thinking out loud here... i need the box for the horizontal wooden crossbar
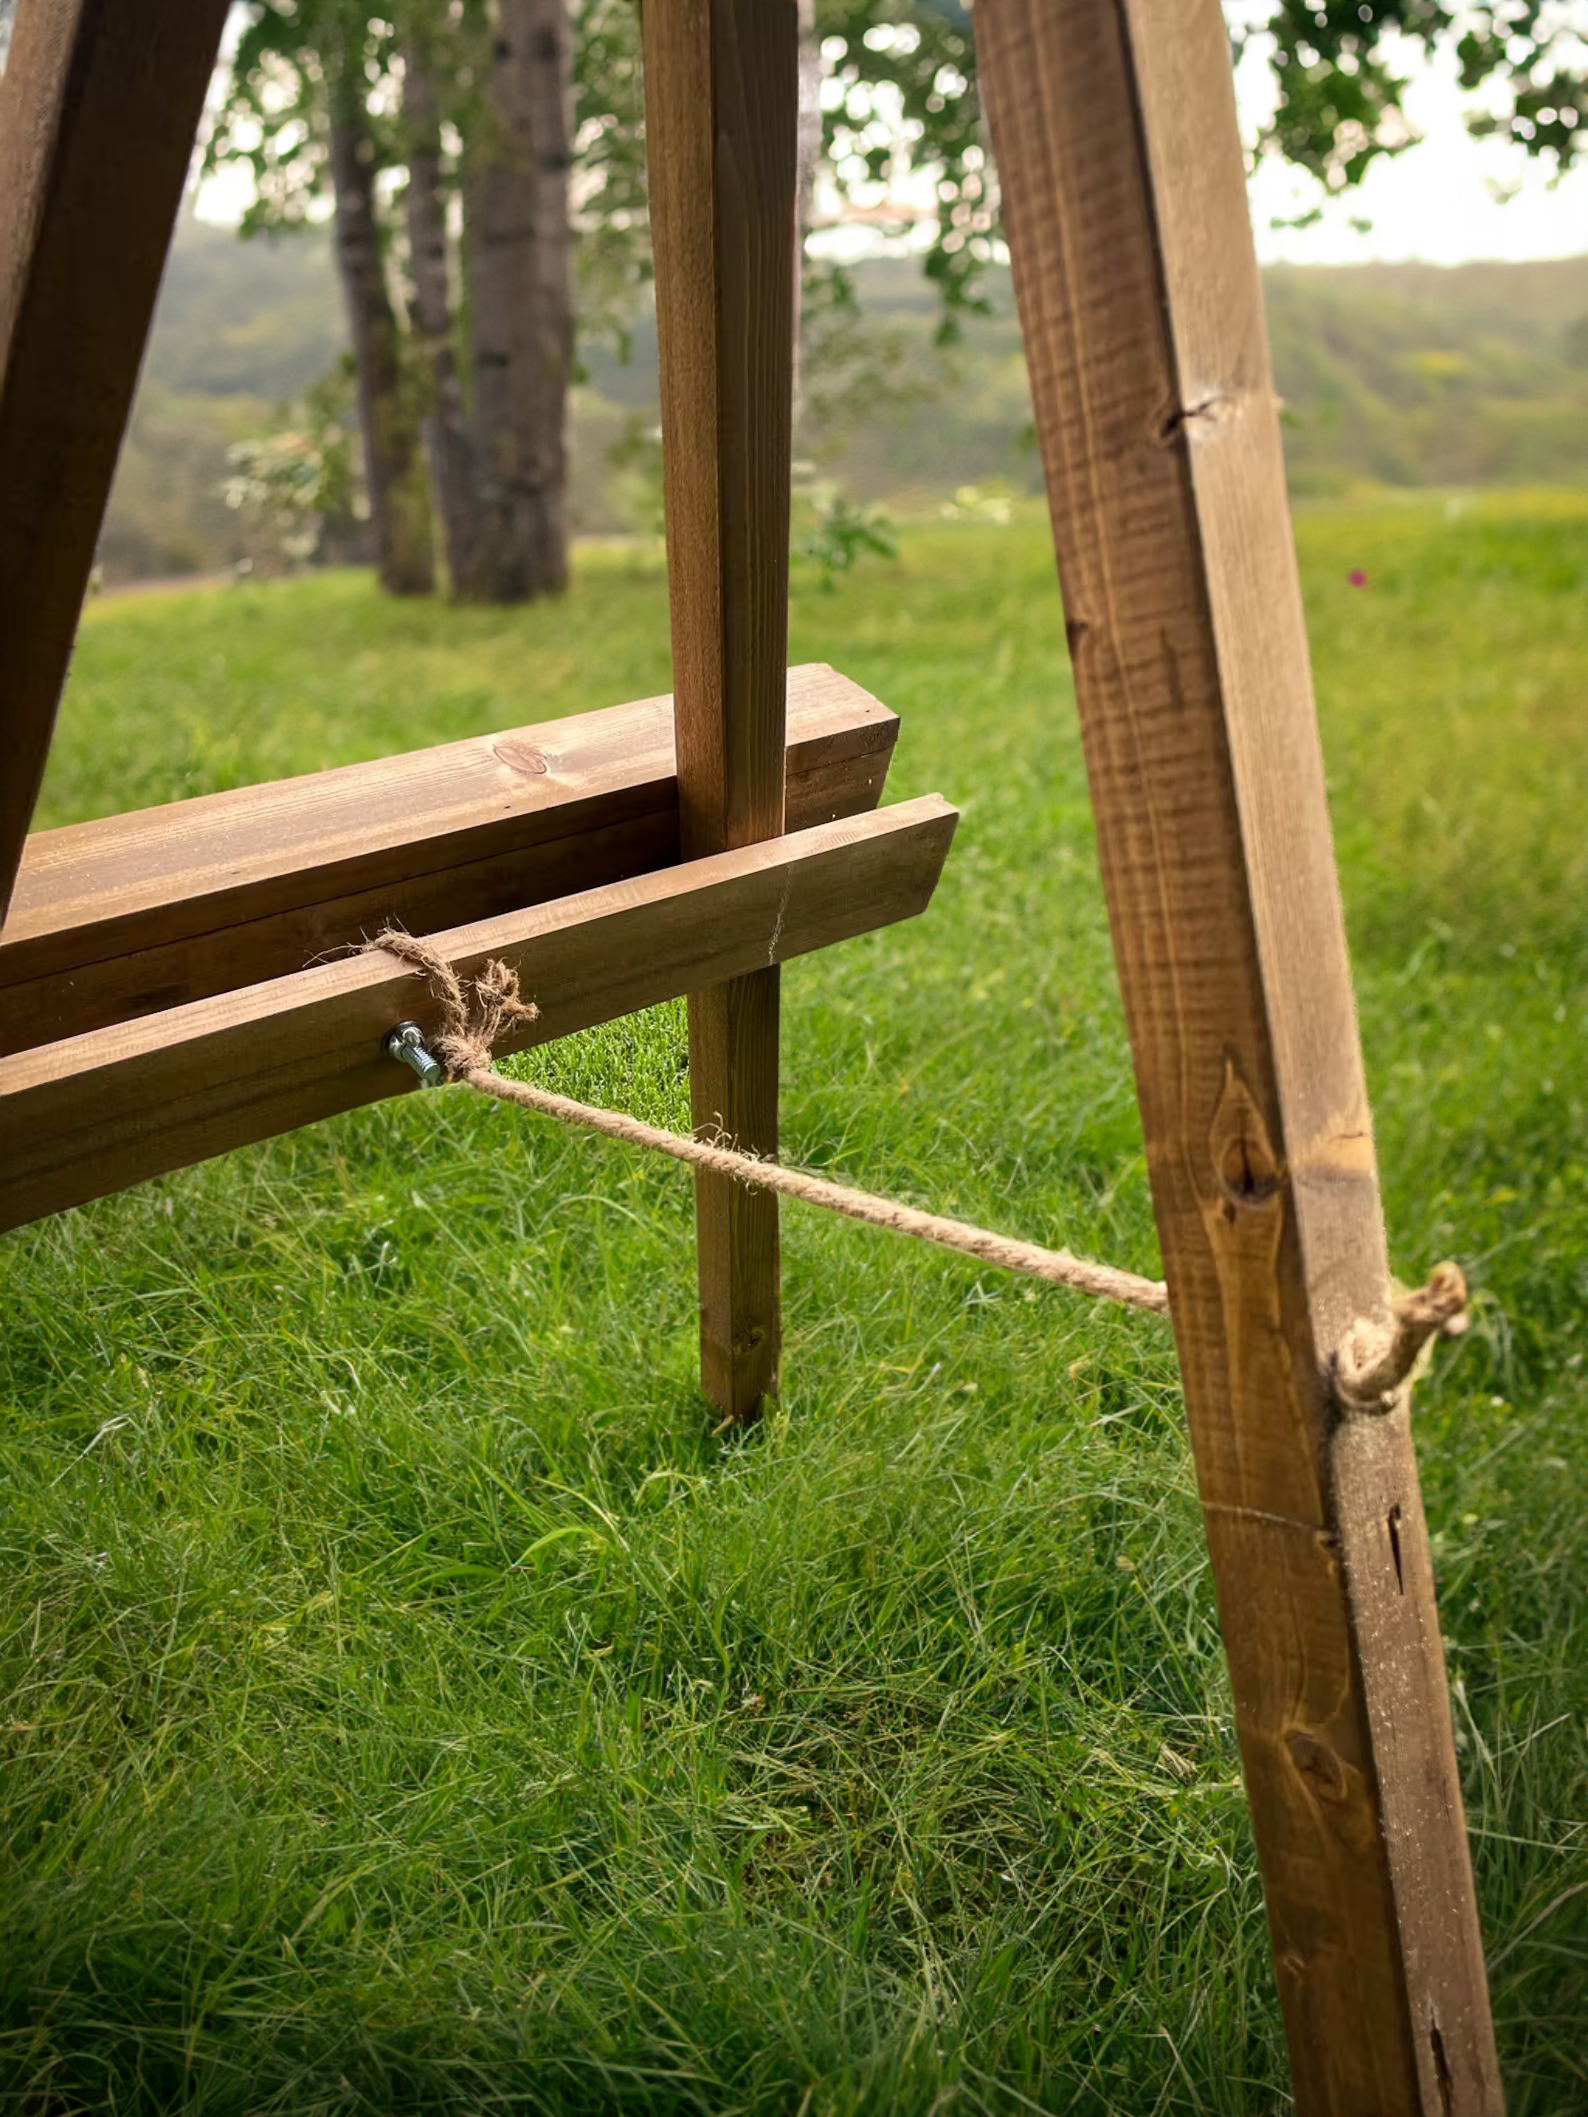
[0,796,957,1233]
[0,664,897,1055]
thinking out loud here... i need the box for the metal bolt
[383,1021,447,1089]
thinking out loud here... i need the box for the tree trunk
[462,0,572,603]
[403,46,476,594]
[329,100,434,596]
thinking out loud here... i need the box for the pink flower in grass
[1347,569,1368,588]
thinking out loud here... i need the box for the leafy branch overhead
[1248,3,1586,194]
[210,3,1584,347]
[814,4,1583,318]
[814,2,992,341]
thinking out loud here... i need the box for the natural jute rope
[367,930,1170,1315]
[1333,1262,1469,1411]
[366,930,1470,1389]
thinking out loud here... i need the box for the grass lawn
[3,492,1585,2113]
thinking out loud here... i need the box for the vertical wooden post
[975,3,1502,2111]
[641,0,799,1419]
[0,0,232,917]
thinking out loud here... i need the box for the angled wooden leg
[642,0,799,1418]
[0,0,232,916]
[975,3,1502,2111]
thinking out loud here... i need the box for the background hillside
[102,218,1588,582]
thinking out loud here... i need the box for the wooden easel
[0,3,1502,2110]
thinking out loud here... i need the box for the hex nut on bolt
[383,1021,447,1089]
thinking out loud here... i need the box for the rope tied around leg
[1333,1262,1470,1413]
[363,932,1473,1362]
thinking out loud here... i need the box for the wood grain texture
[0,796,956,1235]
[975,4,1501,2112]
[0,0,231,917]
[1,666,897,1052]
[643,0,799,1418]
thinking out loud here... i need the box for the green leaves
[815,3,993,341]
[1251,3,1585,199]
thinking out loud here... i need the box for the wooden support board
[1,666,896,1054]
[0,0,232,917]
[975,3,1501,2113]
[0,797,955,1235]
[643,0,799,1419]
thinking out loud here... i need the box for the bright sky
[192,5,1588,267]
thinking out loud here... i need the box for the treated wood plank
[0,796,956,1235]
[643,0,799,1419]
[0,666,897,1051]
[0,0,231,917]
[974,4,1500,2113]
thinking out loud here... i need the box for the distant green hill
[98,217,1588,581]
[102,222,344,580]
[810,253,1588,501]
[141,219,346,399]
[1265,258,1588,494]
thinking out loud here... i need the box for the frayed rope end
[364,929,538,1078]
[1334,1261,1468,1413]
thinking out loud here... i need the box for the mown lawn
[3,493,1585,2113]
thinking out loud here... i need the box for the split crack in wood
[766,867,793,964]
[364,929,1171,1316]
[1157,391,1241,444]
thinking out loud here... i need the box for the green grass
[3,493,1586,2113]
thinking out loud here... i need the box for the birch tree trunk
[329,99,434,595]
[463,0,573,603]
[403,46,476,594]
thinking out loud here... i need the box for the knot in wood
[1284,1727,1349,1806]
[1208,1057,1283,1217]
[493,737,550,779]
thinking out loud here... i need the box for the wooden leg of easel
[976,3,1503,2111]
[0,0,232,917]
[687,970,782,1413]
[642,0,799,1419]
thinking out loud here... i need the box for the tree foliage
[814,3,991,339]
[204,0,393,232]
[1248,3,1586,195]
[206,1,648,357]
[808,3,1584,333]
[201,1,1586,587]
[207,1,1586,357]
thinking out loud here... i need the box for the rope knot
[1334,1262,1469,1413]
[366,929,538,1079]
